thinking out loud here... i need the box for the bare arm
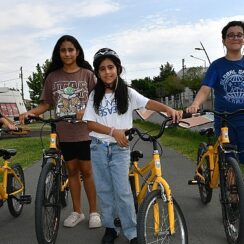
[19,102,50,124]
[186,85,211,113]
[145,99,182,123]
[0,116,16,130]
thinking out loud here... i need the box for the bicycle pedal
[19,195,32,204]
[114,217,121,227]
[188,179,198,185]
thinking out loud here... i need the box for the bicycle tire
[7,163,25,217]
[197,142,212,204]
[129,175,138,213]
[60,161,69,208]
[35,160,61,244]
[220,156,244,244]
[137,190,188,244]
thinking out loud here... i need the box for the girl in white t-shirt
[83,48,182,244]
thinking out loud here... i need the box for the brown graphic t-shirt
[40,68,96,142]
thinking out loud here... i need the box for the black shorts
[59,141,91,161]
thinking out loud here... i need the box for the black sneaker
[130,237,138,244]
[102,228,118,244]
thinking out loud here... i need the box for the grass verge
[0,130,49,169]
[133,119,208,162]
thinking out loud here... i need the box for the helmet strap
[104,77,118,91]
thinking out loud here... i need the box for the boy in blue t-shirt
[187,20,244,164]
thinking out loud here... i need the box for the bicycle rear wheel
[137,190,188,244]
[7,163,25,217]
[220,156,244,244]
[35,160,61,244]
[197,142,212,204]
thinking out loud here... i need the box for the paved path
[0,141,228,244]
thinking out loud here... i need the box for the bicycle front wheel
[60,160,69,208]
[35,160,61,244]
[7,163,25,217]
[220,156,244,244]
[197,142,212,204]
[137,190,188,244]
[129,175,138,213]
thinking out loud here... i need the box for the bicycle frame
[129,144,175,234]
[196,142,219,189]
[43,122,68,192]
[0,159,24,200]
[195,122,236,189]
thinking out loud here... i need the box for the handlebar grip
[124,129,135,141]
[182,111,192,119]
[125,130,130,136]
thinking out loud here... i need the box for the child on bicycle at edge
[187,20,244,165]
[0,113,16,130]
[19,35,102,229]
[83,48,183,244]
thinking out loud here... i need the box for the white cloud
[0,0,244,99]
[87,15,244,81]
[72,0,120,17]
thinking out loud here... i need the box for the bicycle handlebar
[201,109,244,118]
[14,115,80,124]
[125,115,190,142]
[0,127,22,134]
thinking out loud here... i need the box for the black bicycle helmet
[93,48,121,69]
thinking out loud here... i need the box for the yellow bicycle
[126,116,188,244]
[0,128,31,217]
[188,109,244,244]
[23,115,75,244]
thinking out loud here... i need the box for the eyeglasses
[226,32,244,40]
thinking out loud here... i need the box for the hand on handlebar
[113,129,129,147]
[186,104,200,114]
[166,108,183,123]
[19,112,37,124]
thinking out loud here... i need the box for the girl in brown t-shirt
[19,35,101,229]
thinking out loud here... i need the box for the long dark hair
[93,55,129,115]
[44,35,93,82]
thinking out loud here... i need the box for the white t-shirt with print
[83,87,149,142]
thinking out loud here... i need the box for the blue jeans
[90,137,137,240]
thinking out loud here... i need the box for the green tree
[153,62,176,82]
[183,67,204,97]
[27,59,50,106]
[156,75,185,108]
[131,77,157,98]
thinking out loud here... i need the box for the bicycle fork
[152,153,175,235]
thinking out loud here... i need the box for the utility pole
[182,59,186,80]
[19,66,24,100]
[195,41,213,109]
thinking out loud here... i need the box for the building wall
[0,87,26,118]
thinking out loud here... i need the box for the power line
[0,70,19,75]
[0,77,20,83]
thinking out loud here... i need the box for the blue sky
[1,0,244,99]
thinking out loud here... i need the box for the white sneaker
[63,212,85,227]
[89,212,102,228]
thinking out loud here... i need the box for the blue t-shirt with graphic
[202,56,244,162]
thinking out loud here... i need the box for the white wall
[0,87,27,117]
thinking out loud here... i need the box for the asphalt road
[0,140,228,244]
